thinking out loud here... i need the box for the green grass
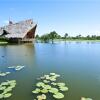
[54,39,100,42]
[0,42,8,44]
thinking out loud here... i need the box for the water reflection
[0,42,100,100]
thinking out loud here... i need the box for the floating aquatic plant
[37,94,46,100]
[53,92,64,99]
[49,88,58,94]
[8,65,25,71]
[32,73,68,100]
[0,71,10,77]
[0,80,16,99]
[41,89,48,93]
[59,86,68,91]
[32,88,41,94]
[81,97,93,100]
[36,82,45,87]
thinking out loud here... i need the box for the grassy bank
[0,41,8,44]
[54,39,100,42]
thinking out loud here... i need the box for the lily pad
[41,89,48,93]
[49,88,59,94]
[57,83,65,87]
[0,80,16,99]
[51,82,57,86]
[0,71,10,77]
[36,82,45,87]
[53,92,64,99]
[37,94,46,100]
[8,66,25,71]
[0,86,6,90]
[1,82,9,86]
[32,73,68,100]
[43,80,50,83]
[3,93,12,98]
[81,97,93,100]
[50,73,56,76]
[44,75,50,80]
[0,94,3,99]
[49,77,56,81]
[32,88,41,94]
[59,86,68,91]
[42,85,51,90]
[3,87,12,93]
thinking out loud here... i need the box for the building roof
[0,19,37,38]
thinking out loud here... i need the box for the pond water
[0,41,100,100]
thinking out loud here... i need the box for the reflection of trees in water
[76,41,81,44]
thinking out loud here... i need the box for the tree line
[35,31,100,43]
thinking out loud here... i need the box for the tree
[64,33,68,39]
[64,33,68,43]
[35,34,39,39]
[76,34,81,39]
[40,34,50,43]
[49,31,58,43]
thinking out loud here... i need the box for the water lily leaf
[0,86,6,90]
[49,77,56,81]
[57,83,65,87]
[49,88,58,94]
[0,71,10,77]
[41,89,48,93]
[15,66,25,70]
[36,82,45,87]
[43,80,50,83]
[50,73,56,76]
[81,97,93,100]
[8,66,15,68]
[37,94,46,100]
[3,87,12,93]
[3,93,12,98]
[51,82,57,86]
[0,80,16,99]
[40,76,45,80]
[59,86,68,91]
[44,75,50,80]
[8,66,24,71]
[7,80,16,84]
[5,72,11,74]
[53,92,64,99]
[42,85,51,90]
[32,88,41,94]
[0,94,3,99]
[1,82,9,86]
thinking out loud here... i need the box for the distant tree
[64,33,68,43]
[91,35,96,40]
[96,36,100,40]
[86,35,90,40]
[35,34,39,39]
[76,34,81,39]
[40,34,50,43]
[56,34,61,39]
[64,33,68,39]
[49,31,58,43]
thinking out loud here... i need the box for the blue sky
[0,0,100,36]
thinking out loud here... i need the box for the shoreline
[0,42,8,44]
[54,39,100,42]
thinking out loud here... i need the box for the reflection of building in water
[0,44,35,66]
[0,46,8,64]
[0,19,37,43]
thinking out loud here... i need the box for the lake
[0,41,100,100]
